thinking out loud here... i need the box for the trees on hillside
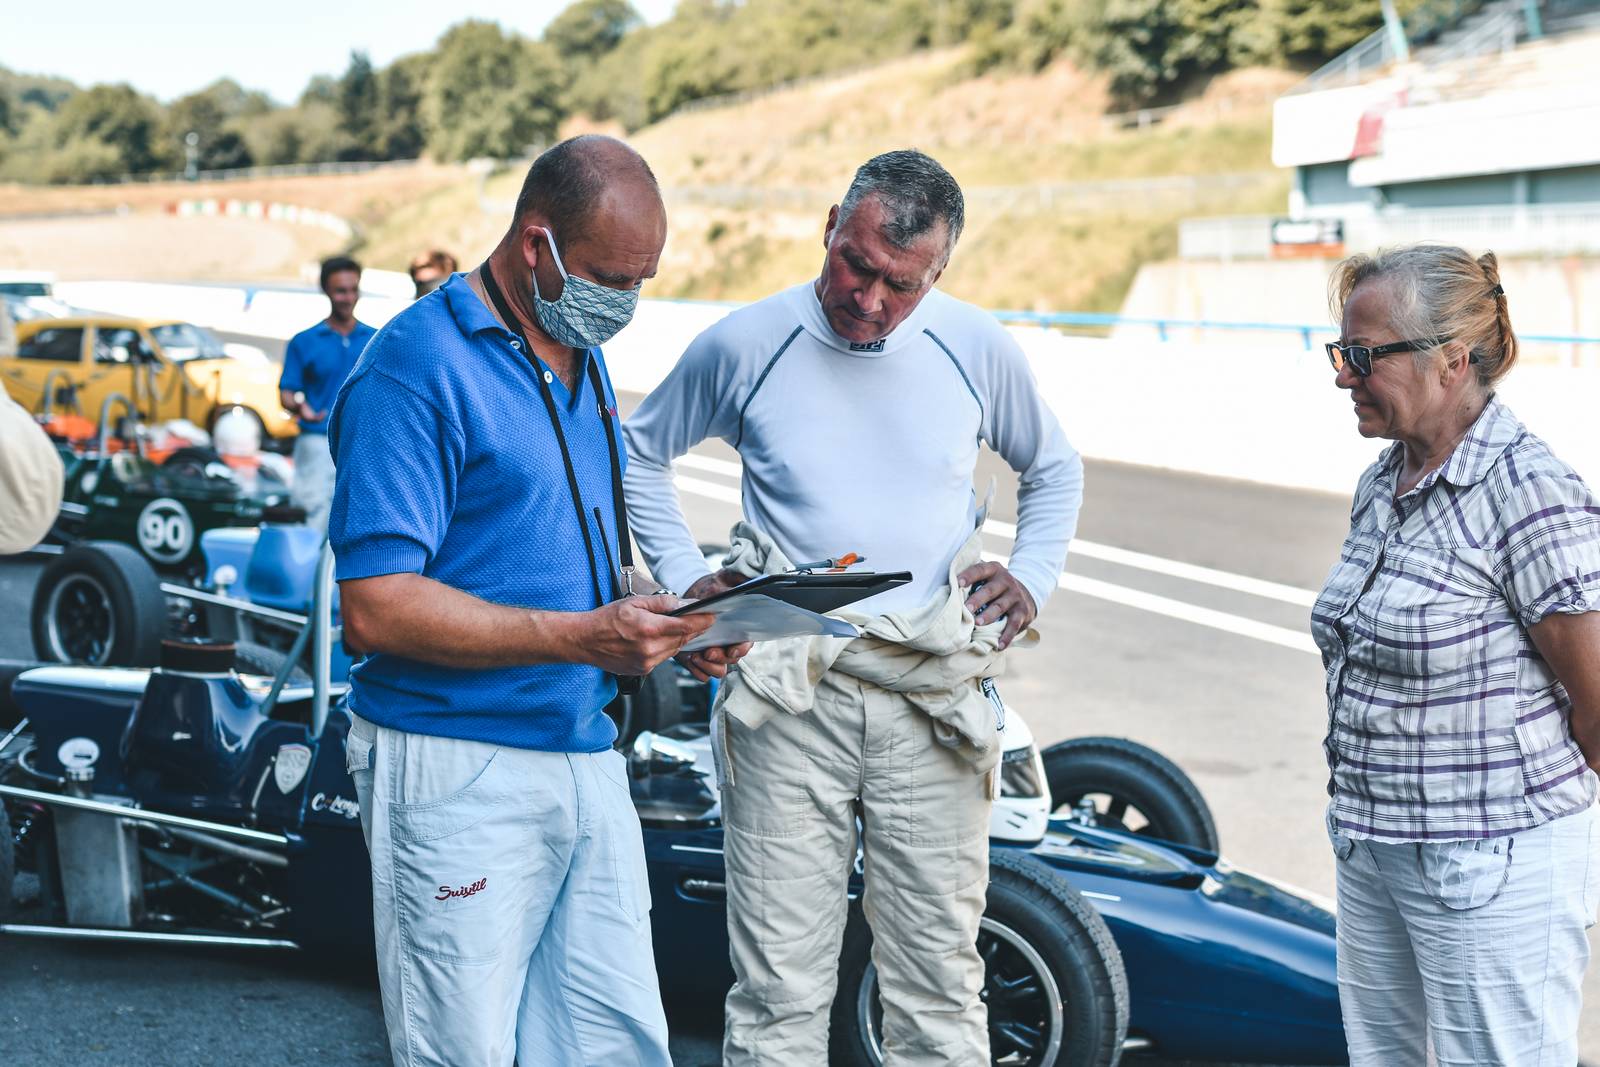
[985,0,1400,102]
[424,21,565,161]
[544,0,641,62]
[49,85,168,179]
[1,0,1418,183]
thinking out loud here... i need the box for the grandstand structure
[1183,0,1600,259]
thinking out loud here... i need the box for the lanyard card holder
[479,264,642,697]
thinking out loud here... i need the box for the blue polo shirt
[280,319,377,434]
[327,274,624,752]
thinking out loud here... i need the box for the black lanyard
[479,263,635,611]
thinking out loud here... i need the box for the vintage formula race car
[0,550,1347,1066]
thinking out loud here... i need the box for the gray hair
[1330,244,1517,389]
[837,149,965,263]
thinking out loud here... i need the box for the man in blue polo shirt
[328,136,734,1067]
[279,255,375,532]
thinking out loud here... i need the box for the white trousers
[720,670,992,1066]
[291,431,335,534]
[346,713,670,1067]
[1330,803,1600,1066]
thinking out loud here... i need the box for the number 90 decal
[136,497,195,564]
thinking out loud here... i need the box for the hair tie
[1489,283,1505,299]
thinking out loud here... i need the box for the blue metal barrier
[989,309,1600,352]
[642,296,1600,353]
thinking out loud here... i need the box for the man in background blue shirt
[279,255,375,532]
[329,136,738,1067]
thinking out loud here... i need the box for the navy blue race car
[0,548,1346,1066]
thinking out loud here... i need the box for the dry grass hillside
[4,50,1294,309]
[363,50,1292,312]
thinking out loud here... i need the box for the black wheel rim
[45,575,116,664]
[1056,789,1159,837]
[858,916,1065,1065]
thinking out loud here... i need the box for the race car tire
[830,849,1129,1067]
[607,661,684,749]
[1043,736,1220,853]
[161,446,224,480]
[233,640,311,686]
[31,541,166,667]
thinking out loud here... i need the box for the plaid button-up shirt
[1312,398,1600,841]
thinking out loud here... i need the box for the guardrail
[1285,0,1493,94]
[95,158,424,187]
[990,307,1600,352]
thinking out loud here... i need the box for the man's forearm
[1009,448,1084,609]
[341,572,578,669]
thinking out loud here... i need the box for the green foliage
[543,0,640,62]
[165,79,273,171]
[0,0,1430,183]
[336,52,381,161]
[374,54,429,160]
[38,135,125,184]
[52,84,168,175]
[1259,0,1392,65]
[422,21,564,161]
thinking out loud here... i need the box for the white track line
[677,452,1320,607]
[676,454,742,478]
[981,518,1318,607]
[979,552,1319,655]
[669,464,1320,656]
[674,474,741,504]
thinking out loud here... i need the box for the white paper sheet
[678,593,859,652]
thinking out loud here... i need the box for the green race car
[31,393,292,665]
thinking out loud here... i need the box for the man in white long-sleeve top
[623,149,1084,1065]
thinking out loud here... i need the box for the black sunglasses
[1325,339,1432,377]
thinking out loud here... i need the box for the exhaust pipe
[0,924,298,950]
[0,783,290,848]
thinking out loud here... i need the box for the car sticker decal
[273,743,312,794]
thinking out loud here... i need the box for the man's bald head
[510,135,660,240]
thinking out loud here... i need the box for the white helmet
[212,407,260,457]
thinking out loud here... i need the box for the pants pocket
[1326,809,1356,861]
[389,744,516,964]
[710,705,733,790]
[1415,835,1514,912]
[597,751,652,925]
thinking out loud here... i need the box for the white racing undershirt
[622,282,1083,615]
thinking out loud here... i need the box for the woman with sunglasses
[1312,244,1600,1065]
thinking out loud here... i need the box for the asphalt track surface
[2,331,1595,1065]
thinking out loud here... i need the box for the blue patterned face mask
[531,227,640,349]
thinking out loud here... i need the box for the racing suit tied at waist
[712,509,1038,778]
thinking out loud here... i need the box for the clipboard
[671,570,913,652]
[670,571,913,618]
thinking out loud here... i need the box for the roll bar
[311,541,334,736]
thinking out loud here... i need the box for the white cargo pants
[291,432,335,534]
[1331,803,1600,1066]
[720,669,992,1066]
[346,712,671,1067]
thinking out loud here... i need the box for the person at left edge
[279,255,376,533]
[328,135,738,1067]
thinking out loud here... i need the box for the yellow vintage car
[1,316,296,441]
